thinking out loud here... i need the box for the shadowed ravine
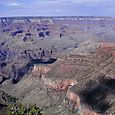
[12,58,57,84]
[79,78,115,113]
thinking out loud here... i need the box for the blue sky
[0,0,115,17]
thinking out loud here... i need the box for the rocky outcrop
[32,65,51,77]
[0,17,13,27]
[11,30,23,37]
[59,79,77,91]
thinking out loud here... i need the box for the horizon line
[0,15,114,18]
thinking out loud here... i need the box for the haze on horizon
[0,0,115,17]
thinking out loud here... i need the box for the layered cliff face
[0,17,115,115]
[37,44,114,115]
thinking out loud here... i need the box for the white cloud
[7,2,21,6]
[55,9,62,12]
[101,7,115,10]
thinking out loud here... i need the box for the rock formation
[0,16,114,115]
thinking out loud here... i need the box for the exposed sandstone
[32,65,51,76]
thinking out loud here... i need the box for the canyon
[0,16,115,115]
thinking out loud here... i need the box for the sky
[0,0,115,17]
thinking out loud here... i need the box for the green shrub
[8,104,42,115]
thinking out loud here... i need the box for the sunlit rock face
[32,65,51,76]
[66,90,80,108]
[99,43,115,62]
[59,79,77,91]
